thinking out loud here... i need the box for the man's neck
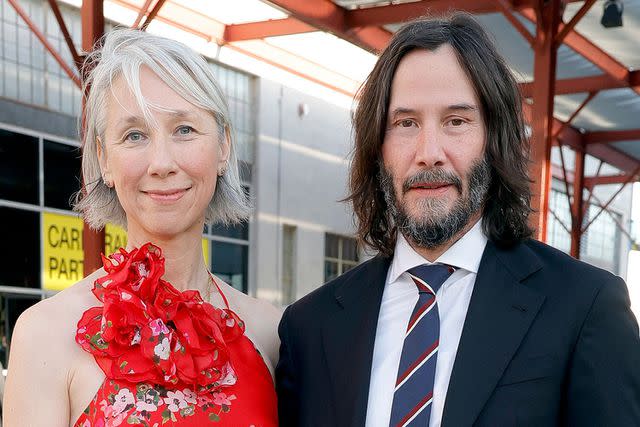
[406,214,482,262]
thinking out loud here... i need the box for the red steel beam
[584,173,640,188]
[140,0,167,30]
[7,0,81,88]
[133,0,154,28]
[81,0,105,275]
[553,91,597,139]
[570,148,585,258]
[495,0,534,47]
[584,129,640,145]
[344,0,583,27]
[529,0,563,242]
[581,166,640,233]
[587,143,640,176]
[264,0,391,52]
[521,9,630,83]
[224,18,316,41]
[520,74,629,97]
[556,0,597,44]
[47,0,83,69]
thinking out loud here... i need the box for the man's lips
[409,182,452,190]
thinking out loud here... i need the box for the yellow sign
[43,212,211,291]
[105,223,128,256]
[43,212,84,291]
[202,239,210,267]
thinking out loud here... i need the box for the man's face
[380,45,490,248]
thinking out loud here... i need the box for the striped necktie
[388,263,455,427]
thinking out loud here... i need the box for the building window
[282,224,296,305]
[324,233,359,282]
[547,187,572,253]
[204,219,250,294]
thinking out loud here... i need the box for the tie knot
[407,263,455,295]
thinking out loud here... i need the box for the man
[276,14,640,427]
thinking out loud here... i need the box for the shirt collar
[387,219,488,284]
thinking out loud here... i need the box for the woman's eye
[398,119,415,128]
[125,131,144,142]
[177,126,194,135]
[449,118,465,126]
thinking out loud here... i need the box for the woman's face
[99,67,228,239]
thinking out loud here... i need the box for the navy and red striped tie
[389,263,455,427]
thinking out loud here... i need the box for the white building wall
[253,80,354,306]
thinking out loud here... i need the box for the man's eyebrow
[447,103,479,112]
[388,107,418,118]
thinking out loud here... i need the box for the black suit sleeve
[276,305,299,427]
[565,275,640,426]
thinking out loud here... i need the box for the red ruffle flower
[75,243,244,394]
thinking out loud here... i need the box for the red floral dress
[74,243,277,426]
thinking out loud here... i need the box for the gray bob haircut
[74,28,251,230]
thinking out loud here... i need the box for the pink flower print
[100,398,129,427]
[106,412,128,427]
[182,388,197,404]
[197,394,212,406]
[149,318,170,337]
[154,337,171,360]
[81,420,91,427]
[131,328,141,345]
[137,262,149,277]
[112,388,135,414]
[217,362,237,386]
[212,392,236,406]
[164,390,188,412]
[136,400,157,412]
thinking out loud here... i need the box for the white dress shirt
[365,220,487,427]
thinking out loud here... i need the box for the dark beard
[379,158,491,249]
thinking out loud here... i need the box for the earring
[218,163,227,177]
[103,176,113,188]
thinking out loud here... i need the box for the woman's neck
[125,224,209,293]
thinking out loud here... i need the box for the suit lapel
[441,241,545,427]
[322,255,390,427]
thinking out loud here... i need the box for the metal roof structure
[7,0,640,267]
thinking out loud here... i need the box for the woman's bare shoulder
[13,269,103,350]
[214,281,282,367]
[3,269,105,424]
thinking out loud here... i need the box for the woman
[3,29,280,426]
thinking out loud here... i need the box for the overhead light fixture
[601,0,623,28]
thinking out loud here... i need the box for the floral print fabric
[74,243,277,426]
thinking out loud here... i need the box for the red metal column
[570,148,585,257]
[82,0,105,275]
[529,0,562,241]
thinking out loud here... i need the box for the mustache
[402,168,463,194]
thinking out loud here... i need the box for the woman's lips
[144,188,190,202]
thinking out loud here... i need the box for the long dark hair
[348,13,533,256]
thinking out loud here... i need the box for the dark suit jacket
[276,239,640,426]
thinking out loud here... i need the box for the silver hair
[73,28,251,230]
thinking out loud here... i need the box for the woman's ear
[97,139,113,187]
[217,127,231,176]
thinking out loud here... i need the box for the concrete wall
[252,80,355,305]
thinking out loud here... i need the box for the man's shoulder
[285,255,389,320]
[497,238,622,294]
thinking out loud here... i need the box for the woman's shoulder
[215,280,282,367]
[13,269,103,350]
